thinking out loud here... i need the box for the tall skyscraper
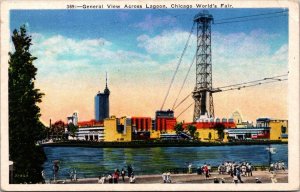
[95,73,110,121]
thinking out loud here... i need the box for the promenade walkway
[53,170,287,184]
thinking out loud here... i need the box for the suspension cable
[176,102,194,118]
[214,14,288,25]
[160,22,196,110]
[216,73,288,89]
[172,52,196,110]
[173,73,288,111]
[214,10,288,22]
[221,78,288,92]
[173,93,192,110]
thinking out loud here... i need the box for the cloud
[137,30,196,56]
[25,30,287,123]
[134,15,177,31]
[137,28,287,83]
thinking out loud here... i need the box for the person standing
[129,174,136,183]
[53,161,59,182]
[113,169,119,183]
[166,172,171,183]
[162,172,167,183]
[203,165,209,179]
[188,163,192,174]
[127,165,133,177]
[121,168,126,182]
[207,164,211,176]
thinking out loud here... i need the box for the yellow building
[150,130,161,139]
[103,116,132,142]
[269,119,288,141]
[196,128,218,142]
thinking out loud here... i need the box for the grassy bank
[41,139,287,148]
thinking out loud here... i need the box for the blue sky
[9,9,289,123]
[10,9,288,53]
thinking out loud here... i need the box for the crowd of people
[269,161,285,172]
[162,172,172,183]
[218,161,253,178]
[97,165,136,184]
[49,160,285,184]
[194,163,212,179]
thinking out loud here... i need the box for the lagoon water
[43,144,287,180]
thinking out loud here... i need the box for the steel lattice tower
[192,11,215,121]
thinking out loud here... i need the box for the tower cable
[176,78,287,118]
[160,22,195,110]
[216,73,288,89]
[214,14,288,25]
[214,10,288,22]
[174,73,288,110]
[172,52,196,110]
[176,102,194,118]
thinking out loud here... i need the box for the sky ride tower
[192,10,216,121]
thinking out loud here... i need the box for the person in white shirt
[129,174,136,183]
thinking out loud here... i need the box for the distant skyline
[10,8,288,124]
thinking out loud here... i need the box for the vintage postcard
[1,0,299,191]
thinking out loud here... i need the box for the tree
[214,123,226,140]
[174,122,184,134]
[67,123,78,137]
[187,125,197,138]
[194,132,200,140]
[9,25,46,183]
[50,120,66,139]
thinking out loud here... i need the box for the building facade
[76,126,105,141]
[155,110,177,132]
[95,76,110,121]
[67,112,78,126]
[257,118,288,141]
[104,116,132,142]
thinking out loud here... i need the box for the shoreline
[51,170,288,184]
[41,140,287,148]
[40,140,288,148]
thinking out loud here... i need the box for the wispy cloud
[134,15,177,31]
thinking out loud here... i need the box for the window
[281,126,287,134]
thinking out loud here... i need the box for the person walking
[236,166,243,183]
